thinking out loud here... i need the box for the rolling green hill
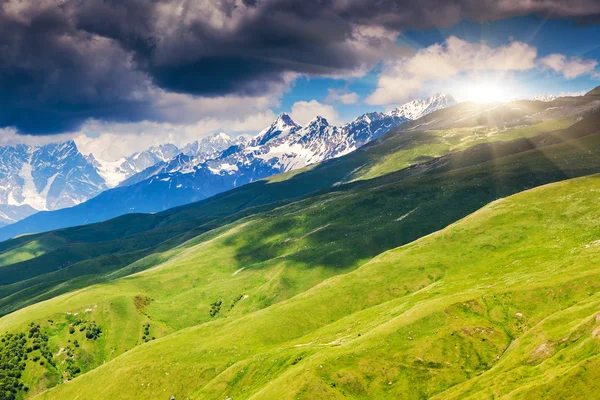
[3,169,600,399]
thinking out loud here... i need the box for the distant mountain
[0,141,107,227]
[0,134,249,227]
[125,93,457,185]
[117,133,247,188]
[0,204,37,228]
[387,93,456,120]
[0,93,455,238]
[531,94,559,102]
[183,132,242,159]
[92,143,182,188]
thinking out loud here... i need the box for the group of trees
[69,319,102,341]
[141,324,155,343]
[84,323,102,340]
[0,331,30,400]
[209,300,222,317]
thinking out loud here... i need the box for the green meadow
[21,173,600,399]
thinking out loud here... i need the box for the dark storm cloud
[2,0,600,134]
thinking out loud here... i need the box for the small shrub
[209,300,222,317]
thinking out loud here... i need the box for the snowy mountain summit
[0,141,107,226]
[250,113,301,147]
[388,93,456,120]
[183,132,240,158]
[123,92,457,211]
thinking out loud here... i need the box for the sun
[463,79,516,103]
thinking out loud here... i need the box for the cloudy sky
[1,0,600,160]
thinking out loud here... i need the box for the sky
[1,0,600,161]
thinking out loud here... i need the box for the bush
[85,323,102,340]
[209,300,223,317]
[68,326,75,334]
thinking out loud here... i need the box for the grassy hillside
[354,119,573,181]
[16,172,600,399]
[0,107,597,317]
[0,119,595,396]
[0,234,67,268]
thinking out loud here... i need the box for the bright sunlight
[463,79,517,102]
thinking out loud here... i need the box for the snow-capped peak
[0,140,107,215]
[531,94,559,102]
[307,115,330,127]
[387,93,456,120]
[213,132,233,141]
[146,143,181,162]
[250,113,301,146]
[182,132,241,159]
[273,113,300,129]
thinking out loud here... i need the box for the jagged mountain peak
[387,93,457,120]
[85,153,101,168]
[251,113,302,146]
[146,143,180,161]
[274,112,299,128]
[307,115,330,127]
[213,132,234,141]
[35,139,79,158]
[0,139,107,218]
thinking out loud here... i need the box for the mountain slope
[0,204,37,228]
[4,171,600,399]
[92,143,182,187]
[0,141,108,225]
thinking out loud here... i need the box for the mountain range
[0,131,246,228]
[0,93,455,239]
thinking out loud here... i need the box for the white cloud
[538,54,599,79]
[366,36,538,105]
[0,128,77,148]
[74,110,277,161]
[289,100,342,125]
[326,88,360,104]
[0,87,282,161]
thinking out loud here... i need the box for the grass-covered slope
[0,118,596,397]
[25,173,600,399]
[0,108,599,317]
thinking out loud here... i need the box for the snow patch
[16,161,47,210]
